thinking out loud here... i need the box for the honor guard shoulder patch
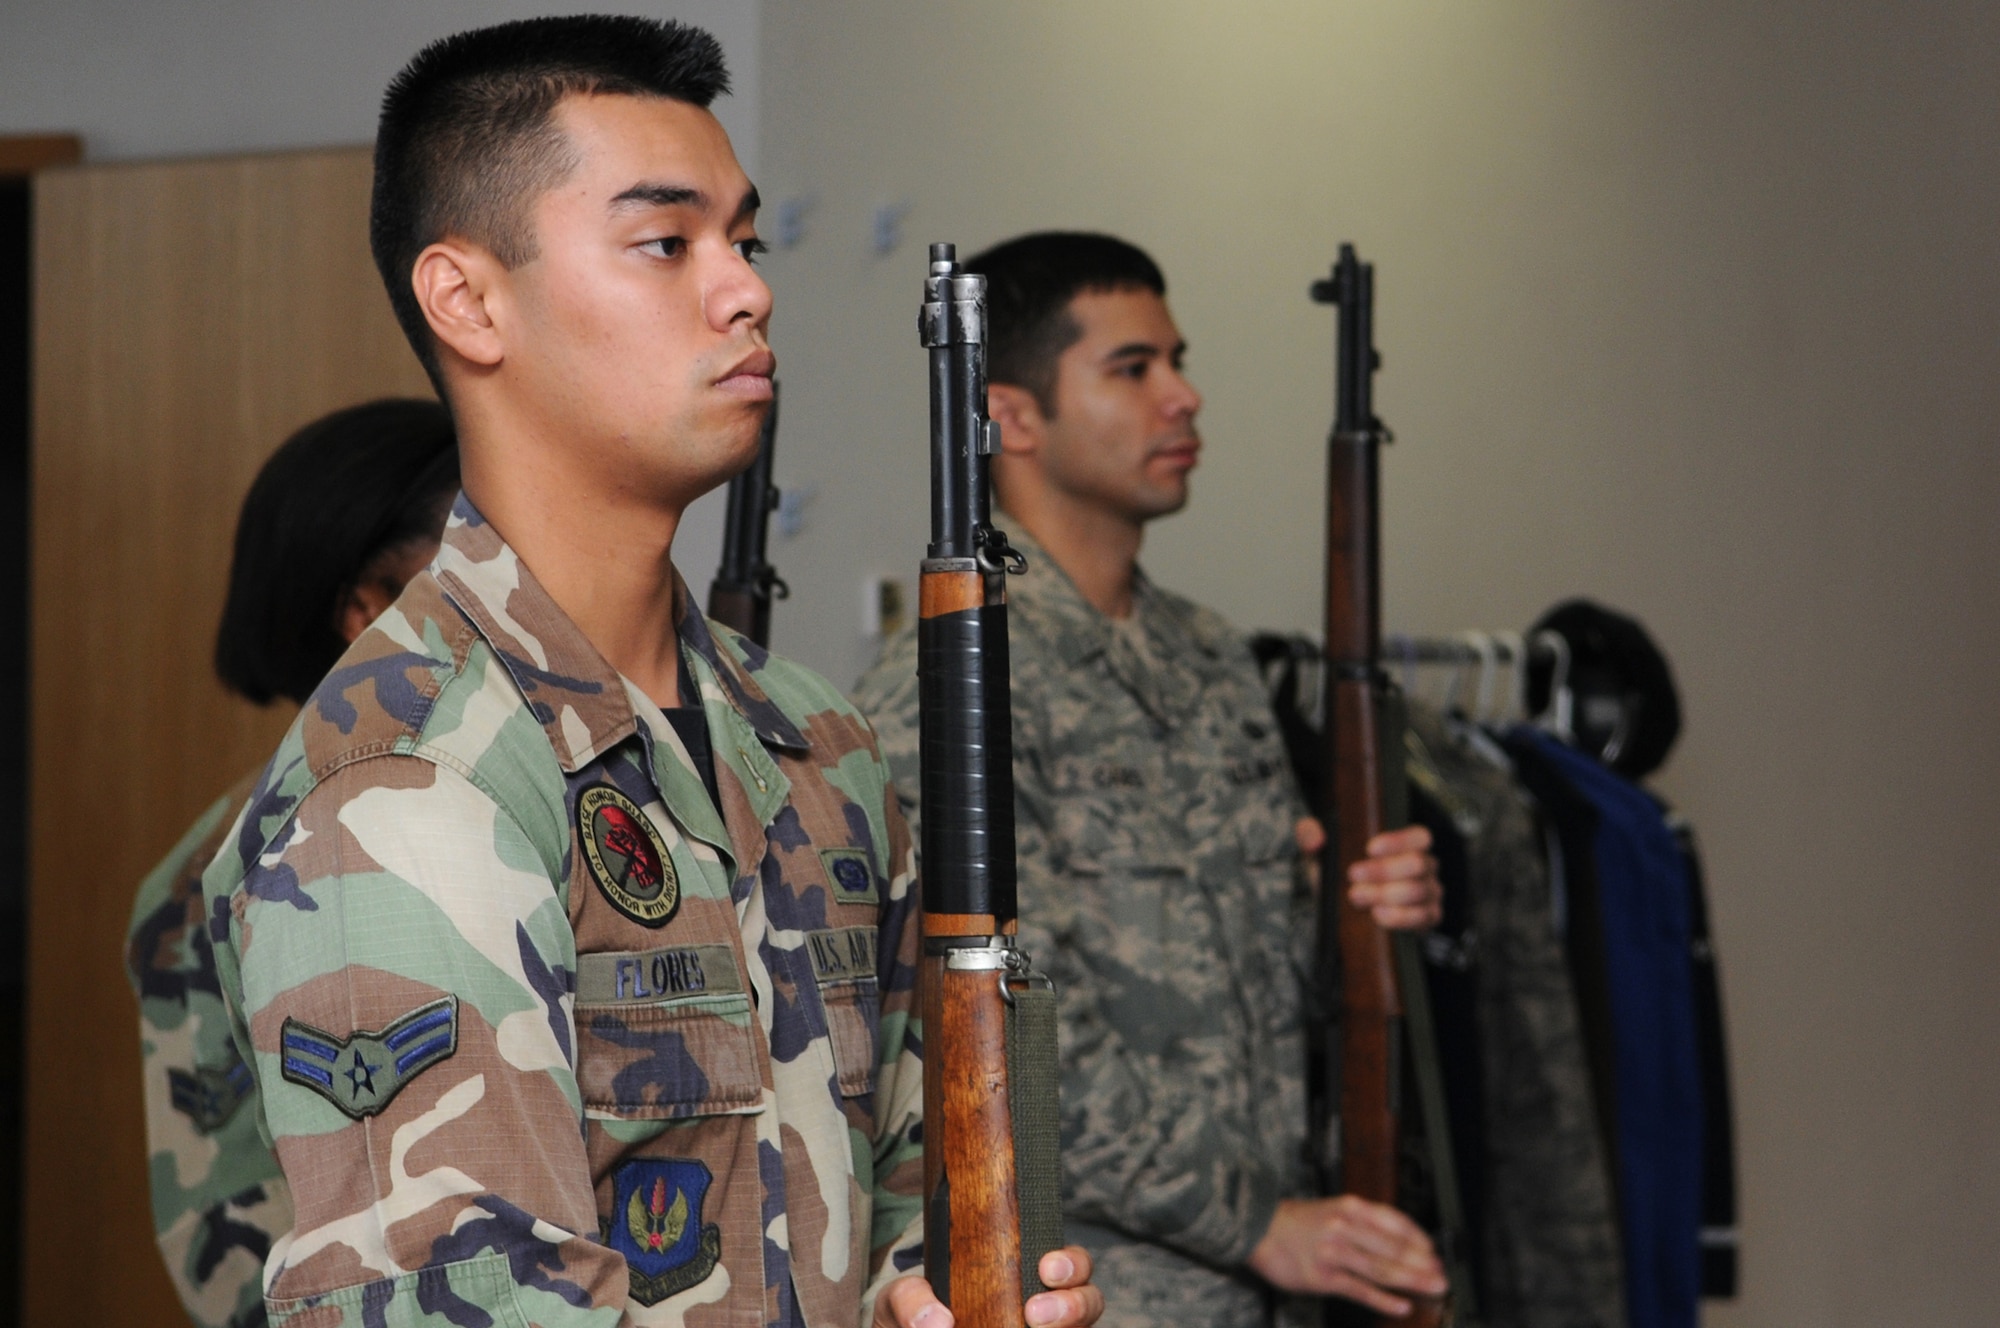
[819,847,877,904]
[608,1158,723,1305]
[579,784,681,927]
[280,997,458,1120]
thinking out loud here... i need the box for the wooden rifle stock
[915,243,1063,1326]
[706,381,786,645]
[1312,246,1448,1328]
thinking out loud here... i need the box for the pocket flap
[805,927,880,1098]
[576,944,763,1120]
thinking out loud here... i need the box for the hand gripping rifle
[706,381,788,645]
[916,242,1064,1325]
[1309,245,1469,1328]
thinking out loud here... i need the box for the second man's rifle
[915,242,1064,1327]
[706,381,787,645]
[1310,245,1469,1328]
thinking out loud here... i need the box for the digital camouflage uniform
[855,526,1310,1328]
[203,497,925,1327]
[127,774,294,1328]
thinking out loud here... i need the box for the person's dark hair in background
[369,15,731,389]
[967,231,1166,415]
[214,397,458,705]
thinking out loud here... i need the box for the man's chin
[655,409,766,508]
[1137,481,1191,522]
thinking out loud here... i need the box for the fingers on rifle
[1026,1287,1102,1327]
[1371,903,1441,931]
[1347,849,1435,883]
[1348,883,1441,933]
[1317,1201,1448,1305]
[1349,874,1436,904]
[1365,824,1432,857]
[1323,1197,1408,1260]
[1324,1271,1415,1319]
[879,1275,951,1328]
[1038,1245,1087,1287]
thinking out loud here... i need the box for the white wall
[0,0,763,576]
[0,0,759,168]
[754,3,2000,1325]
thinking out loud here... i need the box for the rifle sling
[1007,982,1064,1299]
[1394,932,1479,1323]
[1381,689,1480,1324]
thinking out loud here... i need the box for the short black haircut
[371,15,732,389]
[965,232,1167,415]
[214,399,459,707]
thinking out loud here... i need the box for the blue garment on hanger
[1514,730,1702,1328]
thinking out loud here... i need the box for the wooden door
[24,147,431,1325]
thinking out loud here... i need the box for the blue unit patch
[607,1158,723,1305]
[820,847,878,903]
[279,996,458,1120]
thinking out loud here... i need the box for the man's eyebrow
[729,185,762,227]
[608,182,705,212]
[1102,340,1178,362]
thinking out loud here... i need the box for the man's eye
[641,236,687,259]
[735,237,769,265]
[1117,361,1148,380]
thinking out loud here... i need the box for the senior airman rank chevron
[167,1058,256,1134]
[279,996,459,1120]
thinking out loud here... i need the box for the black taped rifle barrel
[916,241,1017,926]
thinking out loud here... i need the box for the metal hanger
[1532,628,1574,741]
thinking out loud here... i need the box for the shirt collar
[1002,520,1228,666]
[1000,523,1115,669]
[432,493,806,774]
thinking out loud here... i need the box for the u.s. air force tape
[280,996,459,1120]
[577,943,744,1005]
[805,926,877,983]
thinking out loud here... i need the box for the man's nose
[708,249,773,331]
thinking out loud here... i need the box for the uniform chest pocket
[805,926,880,1098]
[574,943,764,1119]
[1051,790,1187,883]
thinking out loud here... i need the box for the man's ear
[336,579,398,645]
[411,241,506,370]
[987,383,1048,457]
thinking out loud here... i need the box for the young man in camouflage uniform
[201,21,1101,1328]
[128,397,457,1328]
[854,233,1447,1328]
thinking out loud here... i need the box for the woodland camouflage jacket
[204,497,925,1327]
[127,773,292,1328]
[855,526,1313,1328]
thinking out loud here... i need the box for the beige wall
[754,2,2000,1323]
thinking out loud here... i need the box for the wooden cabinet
[23,146,430,1324]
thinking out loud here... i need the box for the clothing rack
[1249,616,1737,1323]
[1382,630,1573,735]
[1253,628,1576,735]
